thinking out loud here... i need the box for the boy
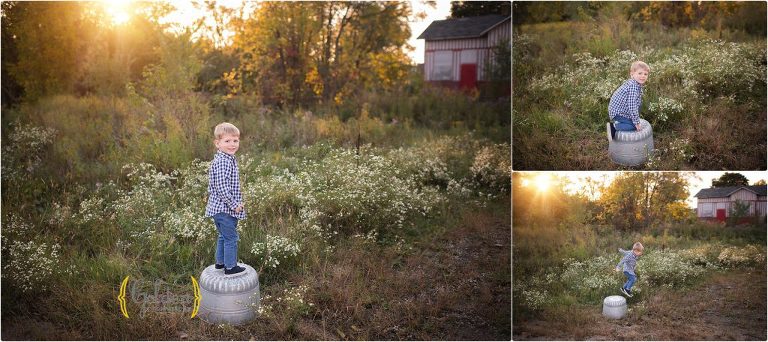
[615,242,644,297]
[205,122,246,275]
[607,61,650,139]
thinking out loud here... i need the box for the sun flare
[103,0,131,25]
[534,174,551,192]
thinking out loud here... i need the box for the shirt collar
[629,79,643,88]
[216,150,236,161]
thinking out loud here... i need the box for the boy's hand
[614,267,621,273]
[635,123,642,130]
[234,205,244,214]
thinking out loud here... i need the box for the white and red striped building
[417,14,510,91]
[694,185,767,222]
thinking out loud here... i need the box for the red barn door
[459,64,477,90]
[716,209,726,222]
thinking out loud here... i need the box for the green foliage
[727,200,752,226]
[486,40,511,81]
[138,31,203,101]
[2,2,91,100]
[712,172,750,187]
[514,228,767,315]
[514,21,766,169]
[233,1,413,107]
[450,1,510,18]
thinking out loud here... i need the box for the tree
[1,2,23,105]
[451,1,511,18]
[598,172,689,230]
[485,40,510,81]
[232,1,412,107]
[727,200,751,226]
[2,2,95,101]
[712,172,749,187]
[753,179,767,186]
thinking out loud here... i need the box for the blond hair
[632,242,644,252]
[630,61,650,73]
[214,122,240,139]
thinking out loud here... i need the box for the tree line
[1,1,510,109]
[513,1,766,37]
[513,172,766,230]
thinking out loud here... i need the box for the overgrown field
[512,222,767,334]
[513,21,767,170]
[1,86,511,339]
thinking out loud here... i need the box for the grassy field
[0,86,511,339]
[513,21,767,170]
[512,221,767,340]
[2,195,510,340]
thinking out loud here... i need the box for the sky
[152,0,453,65]
[517,171,768,209]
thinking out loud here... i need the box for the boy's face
[215,134,240,155]
[631,68,649,85]
[633,249,643,256]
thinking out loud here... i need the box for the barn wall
[757,196,767,216]
[425,38,491,82]
[426,38,488,51]
[697,199,725,217]
[485,19,511,81]
[423,18,510,82]
[697,194,767,218]
[730,189,758,201]
[487,19,511,46]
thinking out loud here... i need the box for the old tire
[602,295,627,319]
[609,118,654,166]
[197,263,260,325]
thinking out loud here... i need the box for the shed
[693,185,767,222]
[417,14,510,90]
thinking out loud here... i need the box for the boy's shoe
[606,122,613,141]
[215,264,225,269]
[224,265,246,275]
[620,287,633,297]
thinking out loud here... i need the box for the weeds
[514,22,766,170]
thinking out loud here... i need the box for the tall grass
[1,86,510,339]
[513,221,766,319]
[513,21,766,170]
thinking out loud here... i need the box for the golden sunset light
[533,174,551,192]
[103,0,131,25]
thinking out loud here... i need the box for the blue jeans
[213,213,239,269]
[623,271,637,290]
[613,115,637,131]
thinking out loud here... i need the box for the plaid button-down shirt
[608,79,643,126]
[616,248,639,275]
[205,151,245,219]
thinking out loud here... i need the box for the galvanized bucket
[608,118,654,166]
[602,295,627,319]
[197,263,260,325]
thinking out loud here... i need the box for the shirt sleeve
[210,158,240,210]
[616,249,628,269]
[628,84,642,126]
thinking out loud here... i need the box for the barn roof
[417,14,510,41]
[694,185,768,199]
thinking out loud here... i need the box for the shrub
[1,215,75,293]
[718,245,766,268]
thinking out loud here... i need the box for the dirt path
[413,201,511,340]
[514,270,766,340]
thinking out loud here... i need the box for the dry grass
[1,197,511,340]
[514,269,767,340]
[513,102,767,170]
